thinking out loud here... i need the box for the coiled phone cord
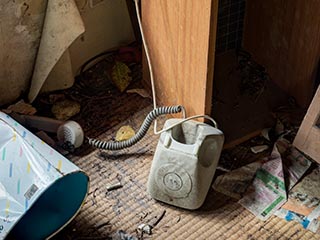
[87,106,183,150]
[86,0,218,150]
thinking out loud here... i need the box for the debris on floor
[137,223,152,236]
[237,49,268,102]
[250,145,269,154]
[274,167,320,234]
[3,99,37,115]
[51,99,81,120]
[214,137,312,221]
[4,43,317,239]
[238,142,289,220]
[111,61,132,92]
[282,167,320,215]
[213,161,262,199]
[116,125,135,141]
[106,182,123,192]
[113,230,138,240]
[137,210,166,238]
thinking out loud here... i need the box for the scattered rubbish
[137,210,166,238]
[95,221,112,230]
[238,139,311,220]
[276,139,312,190]
[92,187,99,206]
[126,88,151,99]
[111,61,132,92]
[8,113,84,151]
[116,125,135,141]
[0,112,89,239]
[250,145,269,154]
[275,208,320,234]
[239,144,287,220]
[112,230,138,240]
[282,167,320,216]
[138,212,149,220]
[106,182,123,192]
[137,224,152,235]
[213,161,263,199]
[4,100,37,115]
[51,99,81,120]
[149,210,166,228]
[237,49,268,101]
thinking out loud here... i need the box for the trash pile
[0,44,150,156]
[213,111,320,234]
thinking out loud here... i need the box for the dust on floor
[50,105,318,240]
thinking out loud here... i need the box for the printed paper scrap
[275,167,320,234]
[239,143,287,220]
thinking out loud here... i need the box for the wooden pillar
[141,0,218,117]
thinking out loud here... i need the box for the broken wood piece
[150,210,166,228]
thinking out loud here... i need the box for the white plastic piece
[147,119,224,210]
[250,145,269,154]
[57,121,84,148]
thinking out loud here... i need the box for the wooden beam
[294,86,320,163]
[141,0,218,117]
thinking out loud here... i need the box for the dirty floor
[39,50,318,239]
[47,102,318,240]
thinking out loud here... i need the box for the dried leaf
[51,99,81,120]
[127,88,151,99]
[111,61,132,92]
[5,100,37,115]
[115,125,135,141]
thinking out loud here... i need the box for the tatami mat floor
[52,105,319,240]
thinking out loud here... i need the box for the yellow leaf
[115,125,135,141]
